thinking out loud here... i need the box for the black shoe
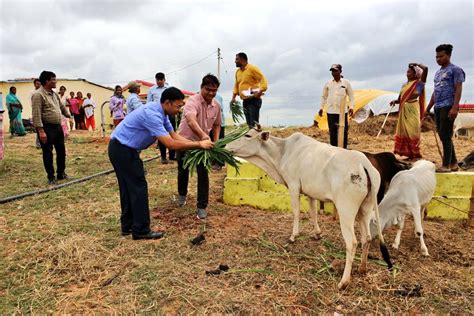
[48,179,57,185]
[57,173,70,180]
[132,231,164,240]
[161,158,169,164]
[121,230,132,236]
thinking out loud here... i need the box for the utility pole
[217,48,221,80]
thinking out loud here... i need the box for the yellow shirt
[233,64,268,100]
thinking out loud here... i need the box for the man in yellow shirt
[231,52,268,127]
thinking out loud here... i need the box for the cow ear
[260,131,270,141]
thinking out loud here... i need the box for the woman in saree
[6,86,26,137]
[390,63,428,160]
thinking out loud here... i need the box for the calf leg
[308,197,322,239]
[318,201,325,215]
[289,189,301,243]
[392,214,405,250]
[337,204,358,290]
[333,207,339,221]
[358,200,373,274]
[413,206,429,256]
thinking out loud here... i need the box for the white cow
[226,127,391,290]
[454,113,474,137]
[370,160,436,256]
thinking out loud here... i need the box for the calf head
[459,151,474,170]
[226,126,270,158]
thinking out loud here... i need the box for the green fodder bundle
[183,127,249,176]
[230,100,245,123]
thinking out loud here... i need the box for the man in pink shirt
[177,74,222,220]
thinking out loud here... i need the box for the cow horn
[255,122,262,131]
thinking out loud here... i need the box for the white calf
[370,160,436,256]
[454,113,474,137]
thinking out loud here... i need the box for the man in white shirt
[319,64,355,148]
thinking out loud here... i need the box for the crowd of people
[2,45,466,240]
[5,81,97,140]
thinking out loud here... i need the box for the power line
[94,50,218,86]
[165,50,217,75]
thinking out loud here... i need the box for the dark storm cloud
[1,0,472,125]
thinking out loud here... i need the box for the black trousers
[435,107,457,166]
[327,113,349,148]
[108,139,150,235]
[39,123,66,180]
[243,98,262,127]
[158,115,176,160]
[73,114,82,130]
[177,150,209,209]
[209,126,225,141]
[209,126,225,166]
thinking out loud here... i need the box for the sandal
[436,166,451,173]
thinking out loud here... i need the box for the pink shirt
[68,98,80,115]
[178,94,221,141]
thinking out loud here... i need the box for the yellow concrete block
[427,198,469,220]
[434,172,473,197]
[223,178,259,205]
[223,160,474,220]
[259,174,287,194]
[227,160,265,178]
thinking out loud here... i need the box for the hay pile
[269,115,472,164]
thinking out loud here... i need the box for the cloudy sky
[1,0,472,125]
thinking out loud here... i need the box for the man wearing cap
[125,81,142,113]
[319,64,355,148]
[108,87,213,240]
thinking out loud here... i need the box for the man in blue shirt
[425,44,466,173]
[147,72,176,163]
[147,72,168,103]
[108,87,213,240]
[125,81,142,113]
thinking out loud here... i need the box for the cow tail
[363,162,393,270]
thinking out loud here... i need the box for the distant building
[0,78,197,132]
[0,78,115,132]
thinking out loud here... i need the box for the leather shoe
[57,173,70,180]
[132,231,164,240]
[121,230,132,236]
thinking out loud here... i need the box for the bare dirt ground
[1,124,473,314]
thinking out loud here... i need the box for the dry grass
[1,126,473,314]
